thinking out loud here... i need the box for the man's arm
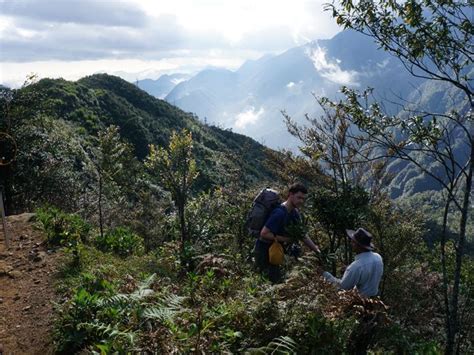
[323,264,360,291]
[260,226,292,243]
[260,208,292,243]
[303,236,321,253]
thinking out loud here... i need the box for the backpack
[245,188,282,238]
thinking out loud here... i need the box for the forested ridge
[1,73,274,213]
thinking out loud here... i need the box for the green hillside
[1,74,274,212]
[1,1,473,353]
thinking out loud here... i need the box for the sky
[0,0,341,88]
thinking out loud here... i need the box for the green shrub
[36,205,90,247]
[301,315,352,354]
[54,287,102,353]
[54,273,184,354]
[94,227,144,257]
[54,274,133,354]
[373,323,442,354]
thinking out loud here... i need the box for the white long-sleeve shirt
[323,251,383,297]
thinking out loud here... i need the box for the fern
[97,293,133,307]
[161,294,187,309]
[143,294,188,322]
[97,273,156,307]
[246,336,299,355]
[142,307,177,322]
[137,273,156,291]
[131,287,154,300]
[78,322,136,345]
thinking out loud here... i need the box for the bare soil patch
[0,213,62,355]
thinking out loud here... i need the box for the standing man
[323,228,383,297]
[256,182,321,283]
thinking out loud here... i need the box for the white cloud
[377,59,390,68]
[0,0,342,85]
[0,55,247,88]
[139,0,339,43]
[234,106,265,129]
[171,77,187,85]
[1,0,146,27]
[307,46,359,86]
[287,82,296,88]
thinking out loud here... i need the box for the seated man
[322,228,383,297]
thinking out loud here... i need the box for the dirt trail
[0,213,62,355]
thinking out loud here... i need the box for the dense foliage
[2,1,473,352]
[11,68,471,353]
[0,74,274,215]
[37,197,463,354]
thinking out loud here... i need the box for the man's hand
[277,235,292,243]
[303,236,321,254]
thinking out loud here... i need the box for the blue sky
[0,0,340,87]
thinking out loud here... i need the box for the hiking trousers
[254,239,282,283]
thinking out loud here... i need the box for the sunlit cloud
[234,106,265,129]
[0,0,342,86]
[307,46,359,86]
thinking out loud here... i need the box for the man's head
[347,228,374,253]
[287,182,308,209]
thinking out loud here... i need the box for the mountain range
[135,29,470,199]
[139,30,426,150]
[3,30,469,201]
[137,74,191,99]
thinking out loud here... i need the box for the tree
[145,129,198,263]
[283,103,387,268]
[324,1,473,353]
[91,126,133,239]
[1,75,47,213]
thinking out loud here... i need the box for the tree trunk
[98,173,104,240]
[178,200,187,259]
[330,230,337,275]
[376,220,386,297]
[441,195,453,354]
[344,233,349,265]
[446,143,474,355]
[0,166,12,214]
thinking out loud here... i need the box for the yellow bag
[269,240,284,265]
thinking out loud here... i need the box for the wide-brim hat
[346,228,375,251]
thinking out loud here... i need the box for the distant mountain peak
[141,30,426,149]
[136,73,191,99]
